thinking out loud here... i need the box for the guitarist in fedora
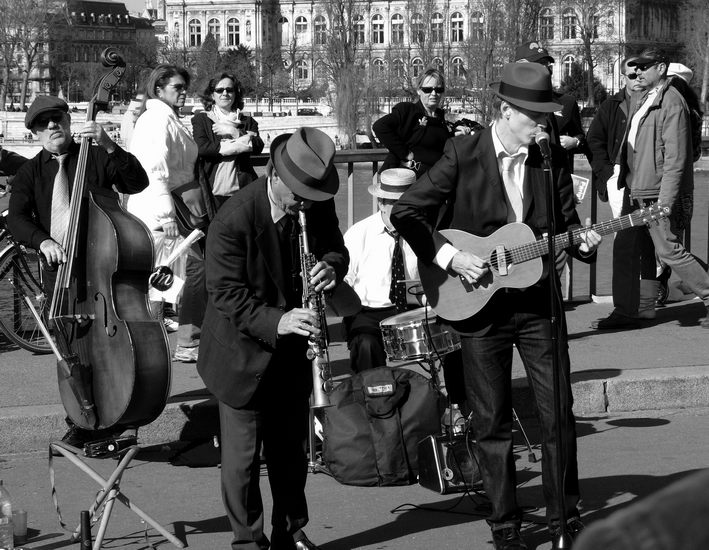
[391,62,601,550]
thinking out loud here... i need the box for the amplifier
[417,434,482,494]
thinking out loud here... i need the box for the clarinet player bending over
[197,127,348,550]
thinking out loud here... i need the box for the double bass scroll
[50,48,172,431]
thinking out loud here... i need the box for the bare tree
[560,0,619,107]
[680,0,709,108]
[0,0,22,108]
[318,0,374,146]
[13,0,53,108]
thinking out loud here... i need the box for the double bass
[49,48,171,430]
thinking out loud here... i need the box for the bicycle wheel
[0,245,52,354]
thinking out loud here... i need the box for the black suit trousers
[219,354,311,550]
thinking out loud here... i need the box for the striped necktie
[50,154,70,247]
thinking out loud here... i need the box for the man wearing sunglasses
[596,48,709,329]
[7,95,150,448]
[589,57,663,329]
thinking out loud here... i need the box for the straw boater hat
[489,63,562,113]
[667,62,693,83]
[368,168,417,200]
[270,127,339,201]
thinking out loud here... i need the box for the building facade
[159,0,683,97]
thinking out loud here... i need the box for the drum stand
[49,441,185,549]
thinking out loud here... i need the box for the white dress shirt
[344,211,419,308]
[434,121,528,269]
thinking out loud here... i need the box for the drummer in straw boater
[342,168,424,373]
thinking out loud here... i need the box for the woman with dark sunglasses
[373,68,469,177]
[191,72,264,209]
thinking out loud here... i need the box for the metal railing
[253,147,709,301]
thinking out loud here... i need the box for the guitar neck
[511,213,642,264]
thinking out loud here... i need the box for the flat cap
[25,95,69,129]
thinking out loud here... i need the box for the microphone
[535,131,552,161]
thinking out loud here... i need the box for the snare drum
[380,307,461,361]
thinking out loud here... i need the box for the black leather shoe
[591,310,641,330]
[491,527,528,550]
[294,535,321,550]
[550,517,585,549]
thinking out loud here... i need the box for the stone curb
[2,366,709,455]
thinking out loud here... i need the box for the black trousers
[218,357,311,550]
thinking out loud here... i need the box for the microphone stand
[541,149,572,549]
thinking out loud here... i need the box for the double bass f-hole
[94,292,117,337]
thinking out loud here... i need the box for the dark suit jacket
[197,178,349,408]
[0,148,28,176]
[391,127,594,334]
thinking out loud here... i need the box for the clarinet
[298,210,333,409]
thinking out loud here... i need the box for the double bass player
[7,95,149,447]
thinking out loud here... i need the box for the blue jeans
[459,307,580,529]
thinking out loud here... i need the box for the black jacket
[586,88,631,201]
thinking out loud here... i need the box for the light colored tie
[50,154,70,247]
[501,155,523,222]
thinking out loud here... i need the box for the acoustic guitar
[418,204,669,321]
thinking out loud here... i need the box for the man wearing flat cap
[515,41,589,171]
[197,127,348,550]
[391,63,601,550]
[6,95,149,447]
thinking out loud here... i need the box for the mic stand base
[552,531,573,549]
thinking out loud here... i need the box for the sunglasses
[214,87,235,94]
[625,73,638,80]
[34,112,65,127]
[635,62,658,72]
[420,86,445,94]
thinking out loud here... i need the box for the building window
[391,13,404,45]
[411,57,424,78]
[562,9,577,39]
[470,11,484,41]
[208,18,220,46]
[432,57,443,71]
[372,58,384,76]
[562,55,575,80]
[392,59,404,78]
[539,8,554,40]
[451,12,464,42]
[431,13,443,43]
[354,15,365,44]
[189,19,202,47]
[372,15,384,44]
[296,60,308,80]
[451,56,464,78]
[227,18,239,46]
[279,16,289,44]
[314,15,326,45]
[295,16,307,35]
[590,14,600,38]
[412,13,424,44]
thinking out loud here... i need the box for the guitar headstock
[634,203,671,226]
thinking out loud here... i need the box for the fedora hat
[270,127,339,201]
[368,168,416,199]
[489,63,562,113]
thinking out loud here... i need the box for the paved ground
[1,407,708,550]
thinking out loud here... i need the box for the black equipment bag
[322,367,444,487]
